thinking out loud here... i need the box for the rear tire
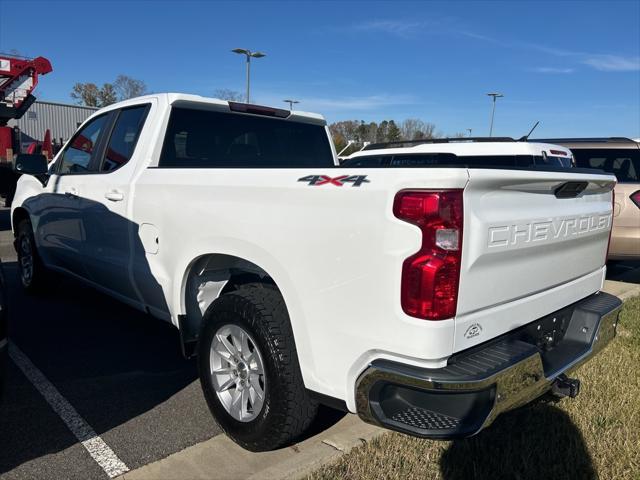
[16,219,46,293]
[198,284,318,451]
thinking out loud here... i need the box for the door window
[100,105,149,172]
[58,115,108,174]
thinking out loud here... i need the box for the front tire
[198,284,318,451]
[16,219,46,293]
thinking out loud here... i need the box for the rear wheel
[198,284,318,451]
[16,219,46,293]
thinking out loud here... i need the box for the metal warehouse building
[8,100,97,144]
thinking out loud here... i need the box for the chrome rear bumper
[355,292,621,439]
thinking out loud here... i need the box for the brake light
[393,190,464,320]
[228,102,290,118]
[631,190,640,209]
[549,149,568,156]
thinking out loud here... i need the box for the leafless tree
[114,75,148,100]
[401,118,438,140]
[70,83,100,107]
[450,131,468,138]
[71,82,118,107]
[98,83,117,106]
[213,88,244,101]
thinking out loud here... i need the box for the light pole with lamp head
[283,99,299,110]
[231,48,266,104]
[487,92,503,137]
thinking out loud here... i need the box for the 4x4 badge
[298,175,370,187]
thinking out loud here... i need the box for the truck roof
[165,93,327,125]
[346,140,573,159]
[89,93,328,126]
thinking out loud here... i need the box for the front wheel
[198,285,318,451]
[16,219,46,293]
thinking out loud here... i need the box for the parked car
[341,137,575,168]
[11,94,621,451]
[533,137,640,259]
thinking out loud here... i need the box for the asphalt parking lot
[0,205,638,480]
[0,207,220,480]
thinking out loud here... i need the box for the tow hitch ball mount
[551,374,581,399]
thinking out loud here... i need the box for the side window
[585,157,606,169]
[100,105,149,172]
[572,149,640,182]
[58,115,108,174]
[611,157,638,182]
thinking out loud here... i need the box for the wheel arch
[176,251,313,378]
[180,253,275,339]
[11,206,30,234]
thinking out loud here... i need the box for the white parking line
[9,342,130,478]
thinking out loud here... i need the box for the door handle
[104,190,125,202]
[64,187,78,197]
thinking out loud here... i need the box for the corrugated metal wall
[8,100,98,143]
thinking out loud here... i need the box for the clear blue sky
[1,0,639,138]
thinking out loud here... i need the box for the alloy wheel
[209,323,266,422]
[18,235,34,286]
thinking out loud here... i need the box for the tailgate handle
[555,181,588,199]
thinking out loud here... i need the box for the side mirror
[14,154,49,176]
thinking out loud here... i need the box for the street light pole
[245,54,250,104]
[467,128,472,137]
[283,99,299,110]
[337,140,355,157]
[487,92,503,137]
[232,48,266,104]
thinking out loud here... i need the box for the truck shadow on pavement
[0,203,345,476]
[1,190,219,476]
[439,402,596,480]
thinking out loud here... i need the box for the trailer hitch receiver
[551,374,580,398]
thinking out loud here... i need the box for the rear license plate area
[520,306,573,351]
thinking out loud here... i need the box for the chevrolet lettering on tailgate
[488,212,612,249]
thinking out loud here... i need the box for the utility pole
[487,92,503,137]
[231,48,266,104]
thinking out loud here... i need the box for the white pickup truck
[12,94,621,451]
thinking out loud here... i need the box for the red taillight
[393,190,464,320]
[631,190,640,209]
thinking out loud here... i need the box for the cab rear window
[159,107,334,168]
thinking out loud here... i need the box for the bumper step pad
[391,407,461,431]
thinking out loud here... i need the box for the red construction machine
[0,53,53,204]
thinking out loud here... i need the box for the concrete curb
[603,279,640,301]
[119,414,383,480]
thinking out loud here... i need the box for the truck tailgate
[456,169,615,339]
